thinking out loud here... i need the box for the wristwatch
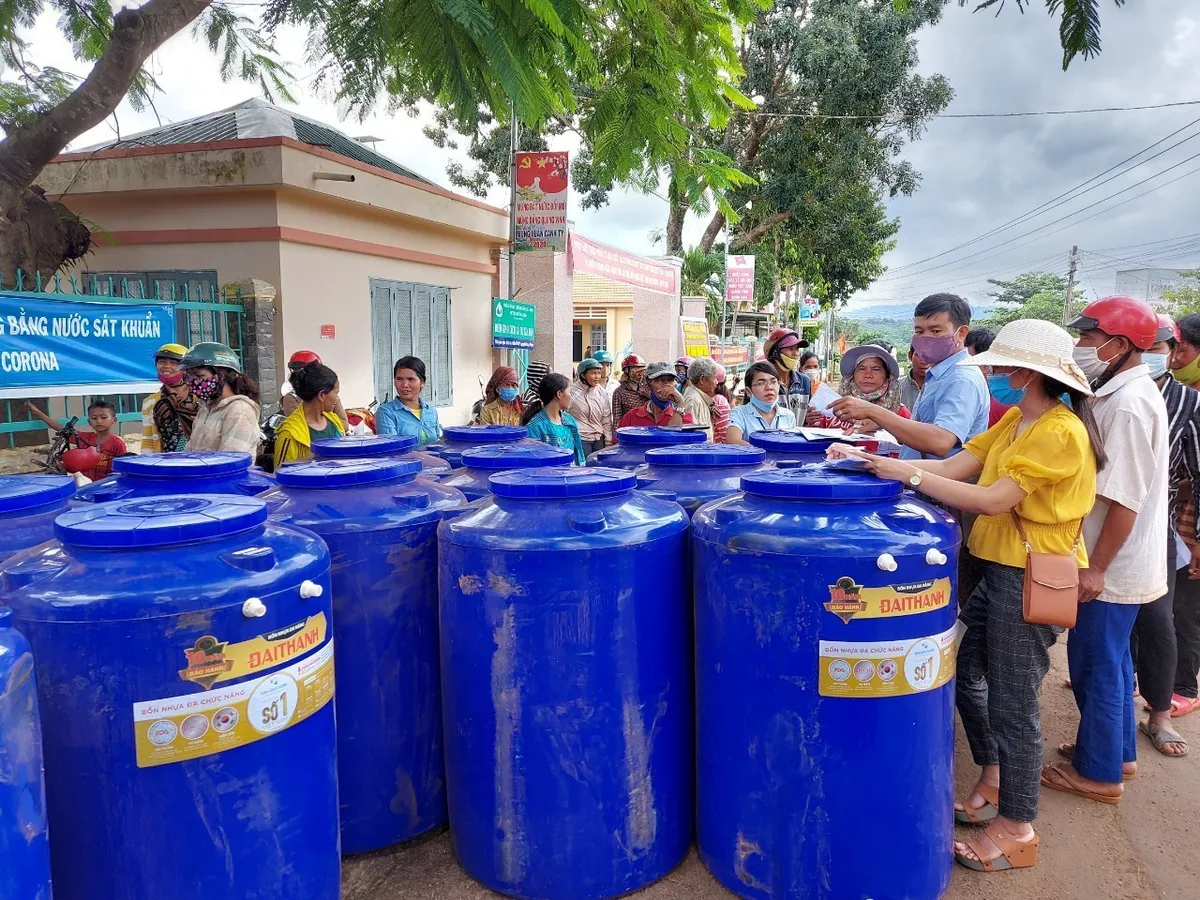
[908,468,923,487]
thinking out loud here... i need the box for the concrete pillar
[224,277,278,412]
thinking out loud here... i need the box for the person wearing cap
[680,358,720,441]
[280,350,349,430]
[181,342,262,455]
[479,365,525,426]
[1124,314,1199,753]
[762,328,813,421]
[569,359,615,455]
[817,343,912,430]
[593,349,616,396]
[612,354,651,425]
[831,293,988,460]
[712,364,732,443]
[830,318,1100,874]
[1037,297,1169,807]
[618,362,696,429]
[140,342,198,453]
[727,361,798,445]
[675,356,693,389]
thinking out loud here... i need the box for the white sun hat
[958,318,1093,396]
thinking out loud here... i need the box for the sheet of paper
[808,382,842,416]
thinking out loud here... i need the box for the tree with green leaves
[947,0,1127,70]
[0,0,760,282]
[980,271,1081,328]
[1159,272,1200,319]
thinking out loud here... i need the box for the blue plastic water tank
[72,451,274,504]
[0,475,75,563]
[638,443,767,516]
[0,607,51,900]
[0,495,340,900]
[432,424,532,468]
[439,467,693,900]
[692,464,960,900]
[438,443,574,500]
[312,433,451,473]
[265,458,467,854]
[747,430,839,466]
[585,425,707,470]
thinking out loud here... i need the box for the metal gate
[1,270,246,449]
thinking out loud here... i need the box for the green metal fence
[1,270,245,450]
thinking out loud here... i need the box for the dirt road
[344,643,1200,900]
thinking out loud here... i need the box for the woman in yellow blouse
[831,319,1100,876]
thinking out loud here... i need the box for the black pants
[1131,545,1178,712]
[957,561,1059,823]
[1175,566,1200,699]
[581,437,607,457]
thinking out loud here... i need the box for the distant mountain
[842,301,994,321]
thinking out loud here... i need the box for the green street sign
[492,298,536,350]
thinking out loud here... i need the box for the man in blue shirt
[831,293,989,459]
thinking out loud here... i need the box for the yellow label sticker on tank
[134,639,335,767]
[824,576,951,623]
[178,612,328,689]
[818,625,955,698]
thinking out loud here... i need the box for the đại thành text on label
[0,292,176,395]
[823,576,952,624]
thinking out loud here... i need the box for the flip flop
[954,825,1040,873]
[955,781,999,825]
[1055,742,1136,781]
[1040,764,1123,804]
[1139,720,1189,757]
[1169,694,1200,718]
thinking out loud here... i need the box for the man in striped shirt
[1130,315,1200,756]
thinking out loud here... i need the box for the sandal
[954,781,999,825]
[1139,720,1189,757]
[1040,764,1123,804]
[1056,742,1136,781]
[954,824,1040,872]
[1169,694,1200,718]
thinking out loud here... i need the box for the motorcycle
[37,416,100,482]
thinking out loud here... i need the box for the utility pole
[720,221,729,350]
[507,101,520,304]
[1062,245,1078,326]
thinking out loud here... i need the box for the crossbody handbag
[1011,512,1084,628]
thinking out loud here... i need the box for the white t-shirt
[1082,364,1169,604]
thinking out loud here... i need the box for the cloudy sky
[28,2,1200,308]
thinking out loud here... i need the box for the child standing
[26,399,128,481]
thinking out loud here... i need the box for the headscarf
[839,351,905,413]
[486,366,523,408]
[153,388,201,452]
[523,360,550,403]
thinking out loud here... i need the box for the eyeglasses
[750,379,780,389]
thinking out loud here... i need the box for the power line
[749,98,1200,122]
[878,115,1200,279]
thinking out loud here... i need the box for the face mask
[749,394,776,413]
[803,368,821,383]
[1072,338,1116,382]
[498,387,519,403]
[186,373,221,402]
[1172,355,1200,386]
[649,392,674,411]
[1144,353,1169,379]
[986,373,1026,406]
[158,370,184,387]
[778,354,800,371]
[910,334,960,366]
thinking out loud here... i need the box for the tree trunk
[732,212,793,252]
[0,187,93,287]
[699,212,726,255]
[665,175,689,255]
[0,0,214,279]
[772,231,781,324]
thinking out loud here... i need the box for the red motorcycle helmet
[1156,313,1179,344]
[621,354,647,369]
[61,446,100,475]
[288,349,322,370]
[1068,296,1159,351]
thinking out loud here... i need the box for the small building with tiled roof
[37,98,510,420]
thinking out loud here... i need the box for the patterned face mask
[186,373,222,402]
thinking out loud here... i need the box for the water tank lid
[442,424,528,443]
[112,451,252,478]
[489,466,636,499]
[615,426,708,446]
[312,434,418,457]
[0,474,76,514]
[274,457,421,488]
[55,495,268,548]
[644,443,766,467]
[462,443,574,469]
[747,430,839,453]
[741,463,902,500]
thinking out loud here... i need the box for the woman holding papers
[813,342,911,430]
